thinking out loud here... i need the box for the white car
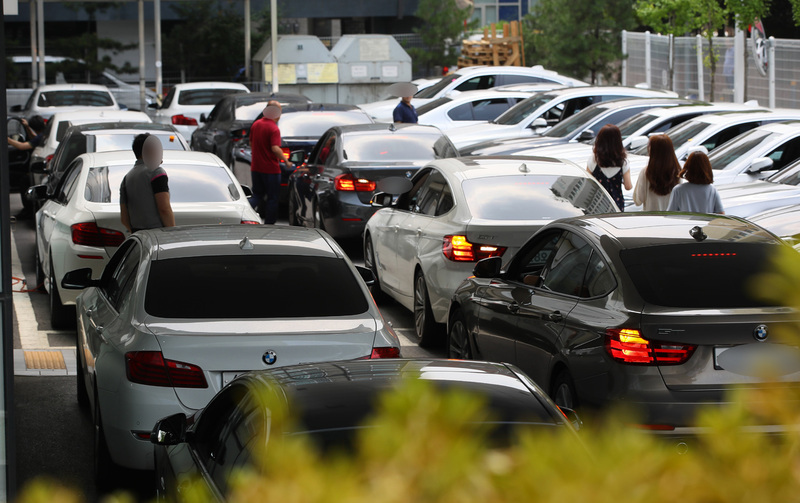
[150,81,250,139]
[363,156,619,345]
[717,155,800,218]
[446,86,679,149]
[748,204,800,250]
[10,83,120,120]
[34,150,262,328]
[65,225,400,475]
[416,88,549,132]
[359,65,587,121]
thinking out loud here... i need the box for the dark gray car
[448,213,800,433]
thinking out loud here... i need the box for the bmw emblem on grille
[405,171,412,178]
[262,350,278,365]
[754,325,769,342]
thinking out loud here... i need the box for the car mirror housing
[61,268,101,290]
[370,192,394,208]
[473,256,503,279]
[147,102,158,110]
[30,160,47,174]
[289,150,306,165]
[150,413,188,446]
[747,157,774,174]
[529,117,548,130]
[241,184,253,198]
[577,130,596,143]
[10,104,22,113]
[26,184,48,202]
[627,136,648,151]
[199,113,207,123]
[355,265,376,287]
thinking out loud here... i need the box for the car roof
[636,102,767,118]
[452,65,586,84]
[50,110,150,122]
[336,123,444,136]
[433,89,538,103]
[33,84,113,93]
[282,103,363,113]
[134,225,339,260]
[532,86,676,98]
[749,120,800,134]
[78,149,222,167]
[690,109,800,125]
[588,97,699,110]
[67,122,177,133]
[171,81,250,91]
[427,155,590,180]
[230,92,311,105]
[560,213,781,248]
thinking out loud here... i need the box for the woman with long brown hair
[633,134,682,211]
[667,151,724,214]
[588,124,632,211]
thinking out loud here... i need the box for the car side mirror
[241,185,253,198]
[747,157,774,174]
[61,268,102,290]
[577,130,596,142]
[559,407,583,431]
[627,136,648,151]
[355,265,375,287]
[147,102,158,110]
[150,413,188,446]
[199,113,207,123]
[10,105,22,113]
[289,150,305,165]
[371,192,394,208]
[473,256,502,279]
[529,117,548,130]
[30,160,48,174]
[26,184,48,202]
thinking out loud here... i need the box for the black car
[190,92,311,167]
[152,359,578,500]
[287,123,458,239]
[231,104,374,201]
[448,213,800,432]
[460,97,698,156]
[7,116,33,205]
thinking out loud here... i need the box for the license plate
[714,344,800,375]
[222,371,245,386]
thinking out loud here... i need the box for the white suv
[149,81,250,139]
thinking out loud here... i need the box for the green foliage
[725,0,773,29]
[408,0,477,76]
[528,0,635,84]
[635,0,705,35]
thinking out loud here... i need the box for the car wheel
[76,336,89,409]
[94,395,118,490]
[447,309,473,359]
[551,370,579,410]
[414,271,442,347]
[364,236,386,302]
[287,189,299,226]
[49,259,75,330]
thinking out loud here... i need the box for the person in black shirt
[7,115,45,151]
[393,95,418,124]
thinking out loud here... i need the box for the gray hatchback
[448,213,800,433]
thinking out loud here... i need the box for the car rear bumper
[319,193,378,238]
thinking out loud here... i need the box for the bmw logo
[405,171,412,178]
[262,350,278,365]
[753,324,769,342]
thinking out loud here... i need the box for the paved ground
[8,194,442,501]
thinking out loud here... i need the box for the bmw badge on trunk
[754,325,769,342]
[263,350,278,365]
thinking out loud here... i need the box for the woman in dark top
[587,124,632,211]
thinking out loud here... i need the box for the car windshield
[462,174,618,220]
[617,112,658,140]
[632,119,708,155]
[708,129,774,170]
[767,160,800,185]
[543,105,608,138]
[37,90,114,107]
[84,163,241,204]
[494,93,556,126]
[415,75,460,99]
[342,133,446,162]
[416,97,453,116]
[620,242,776,308]
[279,112,372,138]
[235,102,269,121]
[144,255,369,318]
[178,88,244,105]
[90,132,185,152]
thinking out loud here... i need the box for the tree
[408,0,477,76]
[695,0,728,101]
[528,0,634,84]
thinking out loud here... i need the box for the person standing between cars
[633,134,682,211]
[393,95,418,124]
[249,100,293,224]
[667,151,724,214]
[120,134,175,232]
[588,124,632,211]
[6,115,46,151]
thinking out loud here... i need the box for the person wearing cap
[120,134,175,232]
[392,95,418,124]
[249,100,293,224]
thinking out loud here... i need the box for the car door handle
[87,311,105,336]
[544,311,564,322]
[508,302,520,314]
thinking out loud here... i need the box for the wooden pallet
[458,21,524,67]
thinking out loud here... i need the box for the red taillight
[442,235,506,262]
[281,147,292,160]
[71,222,125,248]
[369,347,401,359]
[45,154,54,163]
[633,424,676,431]
[241,220,260,225]
[605,329,696,365]
[171,114,198,126]
[334,174,376,192]
[125,351,208,388]
[231,128,248,142]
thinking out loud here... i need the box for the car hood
[718,181,800,218]
[447,123,523,149]
[461,135,571,156]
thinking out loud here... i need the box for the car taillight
[171,114,198,126]
[334,174,376,192]
[45,154,54,164]
[231,128,248,142]
[71,222,125,247]
[241,220,260,225]
[605,328,696,365]
[281,147,292,161]
[442,235,506,262]
[125,351,208,388]
[368,347,401,359]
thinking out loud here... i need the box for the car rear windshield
[37,90,114,107]
[178,88,244,105]
[279,112,372,138]
[144,255,369,319]
[415,97,453,116]
[619,242,777,308]
[84,164,241,204]
[342,133,445,162]
[632,119,707,155]
[414,76,460,99]
[462,175,618,220]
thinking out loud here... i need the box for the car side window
[56,160,82,204]
[415,170,448,216]
[160,88,175,109]
[702,122,759,151]
[448,103,474,121]
[589,107,650,134]
[103,242,140,311]
[205,103,220,124]
[192,384,250,465]
[216,103,233,123]
[208,397,262,495]
[396,169,432,211]
[510,231,563,286]
[540,232,593,297]
[455,76,484,92]
[540,103,566,125]
[583,250,616,298]
[436,182,454,215]
[472,98,513,121]
[499,75,549,86]
[766,136,800,171]
[54,135,88,176]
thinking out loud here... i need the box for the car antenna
[689,226,707,242]
[388,123,397,132]
[239,236,254,250]
[519,163,530,173]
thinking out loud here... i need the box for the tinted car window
[583,250,615,297]
[472,98,513,121]
[709,129,774,170]
[414,75,460,99]
[279,112,372,138]
[634,119,708,155]
[416,97,452,116]
[589,107,653,134]
[105,243,140,311]
[341,133,445,162]
[37,90,114,107]
[767,160,800,185]
[178,88,244,106]
[702,123,762,152]
[448,103,474,121]
[512,231,562,284]
[764,136,800,171]
[620,242,776,308]
[544,105,609,138]
[541,233,593,296]
[495,93,557,126]
[500,74,552,85]
[208,398,262,494]
[86,164,241,204]
[462,175,617,221]
[455,75,495,92]
[160,88,175,109]
[415,170,448,215]
[57,161,82,203]
[145,255,370,318]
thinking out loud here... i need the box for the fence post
[645,31,652,88]
[621,30,627,87]
[769,36,776,108]
[696,34,704,101]
[669,34,674,91]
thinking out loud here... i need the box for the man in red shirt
[249,100,293,224]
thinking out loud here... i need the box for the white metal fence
[621,31,800,109]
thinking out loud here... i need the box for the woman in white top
[633,134,682,211]
[587,124,632,211]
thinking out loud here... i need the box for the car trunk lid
[464,218,546,264]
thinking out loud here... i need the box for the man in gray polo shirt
[120,134,175,233]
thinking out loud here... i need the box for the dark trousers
[249,172,281,224]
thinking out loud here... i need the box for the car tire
[414,271,442,347]
[551,370,579,410]
[364,236,386,302]
[447,309,473,359]
[76,336,89,409]
[49,259,75,330]
[94,395,119,491]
